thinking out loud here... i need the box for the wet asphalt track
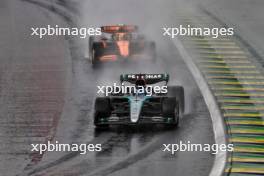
[0,0,215,176]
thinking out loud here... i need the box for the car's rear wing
[120,74,169,85]
[101,25,138,33]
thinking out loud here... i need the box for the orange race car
[89,25,156,67]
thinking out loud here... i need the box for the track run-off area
[175,8,264,175]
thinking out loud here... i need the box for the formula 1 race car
[89,25,156,66]
[93,74,184,128]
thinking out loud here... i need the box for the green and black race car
[93,74,184,128]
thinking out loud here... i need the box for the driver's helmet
[135,78,146,87]
[135,78,146,95]
[112,33,132,41]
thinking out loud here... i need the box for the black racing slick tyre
[89,38,100,68]
[94,97,111,128]
[90,46,99,68]
[162,97,179,127]
[89,36,94,61]
[167,86,185,117]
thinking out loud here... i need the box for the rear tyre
[94,97,111,128]
[90,42,101,68]
[162,97,179,128]
[89,36,95,61]
[89,36,94,55]
[90,47,99,68]
[167,86,185,117]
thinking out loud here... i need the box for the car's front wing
[96,115,176,125]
